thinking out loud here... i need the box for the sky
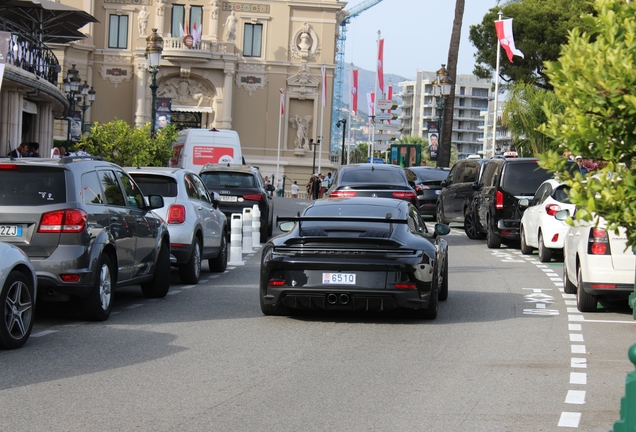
[343,0,500,79]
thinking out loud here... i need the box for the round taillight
[592,228,606,239]
[590,242,607,255]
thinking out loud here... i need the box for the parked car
[519,179,575,262]
[557,210,635,312]
[260,197,450,319]
[125,167,229,283]
[471,157,559,248]
[199,164,273,243]
[435,158,488,238]
[0,242,37,349]
[0,156,170,321]
[326,163,419,209]
[404,166,450,218]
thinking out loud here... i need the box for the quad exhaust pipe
[327,293,350,305]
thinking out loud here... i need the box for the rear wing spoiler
[276,216,408,225]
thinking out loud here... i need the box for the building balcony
[161,38,236,62]
[6,33,60,86]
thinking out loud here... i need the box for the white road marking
[567,307,580,314]
[571,358,587,368]
[536,303,546,308]
[569,314,585,322]
[565,300,577,306]
[569,334,584,342]
[570,373,587,385]
[181,285,196,289]
[565,390,586,404]
[30,330,58,337]
[123,304,144,309]
[579,319,636,325]
[571,345,587,354]
[558,412,582,428]
[167,290,181,295]
[569,324,582,331]
[563,294,576,299]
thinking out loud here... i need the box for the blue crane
[330,0,384,155]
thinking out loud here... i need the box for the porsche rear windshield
[0,166,66,205]
[340,169,406,184]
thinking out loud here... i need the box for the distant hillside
[342,64,408,117]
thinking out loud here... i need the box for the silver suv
[0,156,170,321]
[125,167,229,284]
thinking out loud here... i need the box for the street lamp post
[77,80,97,133]
[309,139,319,174]
[336,119,347,165]
[145,29,164,136]
[62,64,96,145]
[431,64,452,166]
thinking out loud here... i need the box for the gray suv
[0,156,170,321]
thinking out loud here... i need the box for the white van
[169,128,244,171]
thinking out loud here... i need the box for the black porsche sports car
[259,197,450,319]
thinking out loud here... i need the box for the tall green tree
[78,120,177,167]
[469,0,595,89]
[501,81,565,155]
[438,0,465,168]
[540,0,636,249]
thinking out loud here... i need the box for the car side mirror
[471,181,481,191]
[211,191,221,209]
[279,221,295,232]
[555,209,570,221]
[519,198,530,208]
[434,223,451,236]
[147,194,164,210]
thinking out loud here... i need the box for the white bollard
[242,208,253,253]
[227,213,244,266]
[251,204,262,249]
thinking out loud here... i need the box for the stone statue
[223,11,238,42]
[138,6,150,36]
[156,0,165,17]
[193,93,213,108]
[209,0,220,41]
[210,0,220,20]
[290,115,312,150]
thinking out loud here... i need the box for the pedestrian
[27,142,40,157]
[8,142,29,158]
[575,155,588,175]
[306,175,314,198]
[312,173,321,200]
[319,174,326,198]
[323,172,332,193]
[291,181,299,198]
[276,178,283,197]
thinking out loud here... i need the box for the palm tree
[438,0,465,168]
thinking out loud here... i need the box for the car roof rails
[60,155,105,163]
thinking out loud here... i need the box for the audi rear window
[201,172,255,188]
[0,166,66,205]
[130,174,178,197]
[501,163,552,196]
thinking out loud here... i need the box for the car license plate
[435,190,441,194]
[322,273,356,284]
[0,225,22,237]
[220,195,238,202]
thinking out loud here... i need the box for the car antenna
[385,213,393,219]
[297,211,301,217]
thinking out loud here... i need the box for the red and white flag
[366,92,375,117]
[192,22,202,43]
[321,64,327,107]
[280,89,285,116]
[377,39,384,96]
[495,18,524,63]
[387,85,392,123]
[351,69,359,114]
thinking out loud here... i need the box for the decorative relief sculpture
[157,78,215,108]
[138,6,149,35]
[290,114,312,150]
[290,22,321,60]
[286,63,319,100]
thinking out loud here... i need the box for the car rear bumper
[496,218,521,239]
[29,245,95,297]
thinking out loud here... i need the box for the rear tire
[179,239,201,284]
[0,271,34,349]
[439,253,449,301]
[486,219,501,249]
[436,205,446,225]
[208,233,228,273]
[520,226,533,255]
[464,208,486,240]
[538,231,552,262]
[576,266,597,312]
[563,260,577,295]
[141,242,171,298]
[80,254,114,321]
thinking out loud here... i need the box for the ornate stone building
[52,0,345,180]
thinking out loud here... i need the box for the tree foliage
[540,0,636,249]
[469,0,595,89]
[501,81,565,155]
[78,120,177,167]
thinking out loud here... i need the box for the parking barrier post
[227,213,244,266]
[251,204,261,249]
[242,208,253,253]
[611,343,636,432]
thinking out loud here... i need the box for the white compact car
[519,179,575,262]
[0,242,37,349]
[557,210,635,312]
[126,167,228,284]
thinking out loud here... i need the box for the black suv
[0,156,171,320]
[199,164,273,243]
[435,158,488,236]
[326,163,419,208]
[471,157,556,248]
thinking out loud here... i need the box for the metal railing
[5,33,60,85]
[161,37,235,54]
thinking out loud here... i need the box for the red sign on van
[170,144,184,167]
[192,146,235,165]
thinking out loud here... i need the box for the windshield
[340,169,406,184]
[201,172,255,188]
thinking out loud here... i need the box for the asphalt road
[1,196,634,431]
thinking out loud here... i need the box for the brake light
[38,209,87,233]
[268,279,285,286]
[0,164,18,170]
[167,204,186,224]
[60,274,81,283]
[244,193,263,201]
[395,283,417,289]
[330,190,357,198]
[588,227,610,255]
[545,204,561,216]
[591,284,616,289]
[551,234,559,243]
[393,191,417,200]
[495,190,504,210]
[417,185,430,190]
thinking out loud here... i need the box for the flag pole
[371,31,381,164]
[276,88,283,181]
[491,11,503,158]
[318,62,326,174]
